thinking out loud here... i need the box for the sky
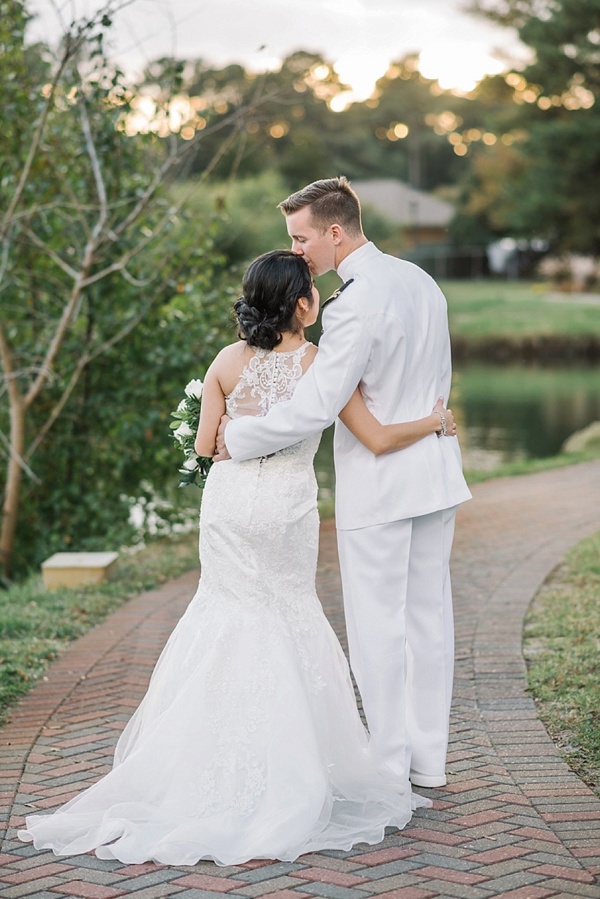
[28,0,528,98]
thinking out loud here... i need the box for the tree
[465,0,600,253]
[137,51,353,187]
[0,1,251,578]
[470,0,600,94]
[136,50,483,194]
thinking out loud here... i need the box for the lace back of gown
[226,343,310,418]
[18,342,427,867]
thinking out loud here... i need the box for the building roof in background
[352,179,454,228]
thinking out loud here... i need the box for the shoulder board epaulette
[321,278,354,313]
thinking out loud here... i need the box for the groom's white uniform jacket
[226,242,472,529]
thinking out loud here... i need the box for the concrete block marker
[41,552,119,589]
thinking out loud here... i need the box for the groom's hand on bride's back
[213,415,232,461]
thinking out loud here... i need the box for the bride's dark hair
[234,250,313,351]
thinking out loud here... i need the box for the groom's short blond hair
[278,176,363,237]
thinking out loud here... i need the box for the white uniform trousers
[336,507,456,782]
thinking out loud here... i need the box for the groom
[216,177,471,787]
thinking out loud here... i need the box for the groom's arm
[224,294,371,462]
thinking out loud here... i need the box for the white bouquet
[170,379,212,488]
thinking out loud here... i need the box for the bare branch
[107,147,180,243]
[80,231,158,287]
[24,350,91,462]
[0,0,138,244]
[23,273,87,408]
[0,234,11,288]
[120,267,156,287]
[0,320,20,405]
[24,294,156,465]
[0,38,77,241]
[22,58,140,403]
[6,199,86,223]
[44,161,93,242]
[46,0,139,44]
[23,228,81,280]
[19,90,252,407]
[80,98,108,237]
[8,195,143,225]
[0,427,41,485]
[80,119,244,287]
[22,236,202,464]
[107,98,254,244]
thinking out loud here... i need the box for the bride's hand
[433,397,457,437]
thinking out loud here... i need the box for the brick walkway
[2,460,600,898]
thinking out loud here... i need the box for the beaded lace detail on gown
[18,342,429,866]
[227,343,309,418]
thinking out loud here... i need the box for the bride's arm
[339,389,455,456]
[194,361,227,457]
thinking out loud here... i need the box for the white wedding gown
[19,343,429,866]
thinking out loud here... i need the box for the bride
[19,250,456,867]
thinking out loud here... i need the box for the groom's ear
[330,223,343,245]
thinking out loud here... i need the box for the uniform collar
[337,241,380,280]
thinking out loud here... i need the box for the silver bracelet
[433,411,446,437]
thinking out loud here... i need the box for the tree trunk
[0,394,26,580]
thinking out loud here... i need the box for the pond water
[313,362,600,496]
[455,362,600,471]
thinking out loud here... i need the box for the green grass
[0,533,199,725]
[311,277,600,348]
[442,280,600,341]
[524,529,600,797]
[464,450,599,484]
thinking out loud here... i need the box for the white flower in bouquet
[170,378,212,488]
[184,379,204,399]
[174,421,194,442]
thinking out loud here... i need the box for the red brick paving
[1,461,600,897]
[290,867,371,886]
[352,848,420,866]
[375,889,436,899]
[495,889,558,899]
[170,872,242,890]
[412,867,489,885]
[51,884,127,898]
[530,865,596,884]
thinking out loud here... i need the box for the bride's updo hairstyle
[234,250,313,351]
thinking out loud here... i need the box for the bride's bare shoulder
[302,342,318,370]
[209,341,252,393]
[212,341,251,370]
